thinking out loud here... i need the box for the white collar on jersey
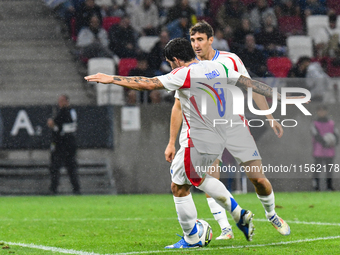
[195,49,220,61]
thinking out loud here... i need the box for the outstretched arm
[165,98,182,163]
[84,73,164,91]
[236,75,282,101]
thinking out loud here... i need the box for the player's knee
[249,177,269,189]
[171,182,191,197]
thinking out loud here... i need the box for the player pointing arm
[85,72,285,100]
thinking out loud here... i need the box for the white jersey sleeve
[225,67,242,85]
[216,51,251,78]
[157,67,189,92]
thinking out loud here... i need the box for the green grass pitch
[0,192,339,254]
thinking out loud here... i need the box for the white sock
[173,194,199,244]
[198,177,242,223]
[207,197,231,230]
[257,191,276,218]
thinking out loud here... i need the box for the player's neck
[184,59,199,67]
[199,48,216,61]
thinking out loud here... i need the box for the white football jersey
[158,60,241,154]
[175,50,250,147]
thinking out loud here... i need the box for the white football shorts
[202,125,262,163]
[223,122,262,164]
[170,146,219,187]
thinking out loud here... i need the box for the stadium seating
[306,15,329,42]
[102,16,121,31]
[137,36,159,53]
[267,57,292,77]
[278,16,303,36]
[118,58,138,76]
[88,58,125,105]
[286,35,313,63]
[88,57,115,75]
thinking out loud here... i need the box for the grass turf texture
[0,192,339,254]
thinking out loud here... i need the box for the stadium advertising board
[0,105,113,149]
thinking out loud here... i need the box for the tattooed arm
[84,73,164,91]
[236,75,281,101]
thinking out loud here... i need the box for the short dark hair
[297,56,311,65]
[189,20,214,38]
[164,38,196,62]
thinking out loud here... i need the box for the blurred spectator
[315,13,340,58]
[128,53,155,103]
[128,53,154,77]
[249,0,277,33]
[188,0,209,17]
[95,0,112,17]
[108,15,137,58]
[287,56,311,78]
[287,56,310,94]
[51,0,75,21]
[311,105,339,191]
[125,0,143,15]
[232,17,253,49]
[275,0,300,17]
[76,0,103,32]
[216,0,247,34]
[167,15,190,40]
[286,56,329,101]
[166,0,196,26]
[76,15,112,59]
[306,61,332,101]
[211,28,230,51]
[50,0,77,37]
[130,0,160,36]
[238,34,268,77]
[304,0,327,17]
[255,12,286,56]
[110,0,126,17]
[148,30,171,75]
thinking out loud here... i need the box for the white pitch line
[0,241,110,255]
[113,235,340,255]
[3,236,340,255]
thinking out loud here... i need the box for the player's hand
[165,143,176,163]
[84,73,113,84]
[269,119,283,138]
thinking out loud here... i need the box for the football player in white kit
[164,21,290,240]
[84,38,307,248]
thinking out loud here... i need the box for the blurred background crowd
[44,0,340,104]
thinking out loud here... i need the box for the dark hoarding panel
[0,106,113,150]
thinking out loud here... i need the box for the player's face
[190,32,213,59]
